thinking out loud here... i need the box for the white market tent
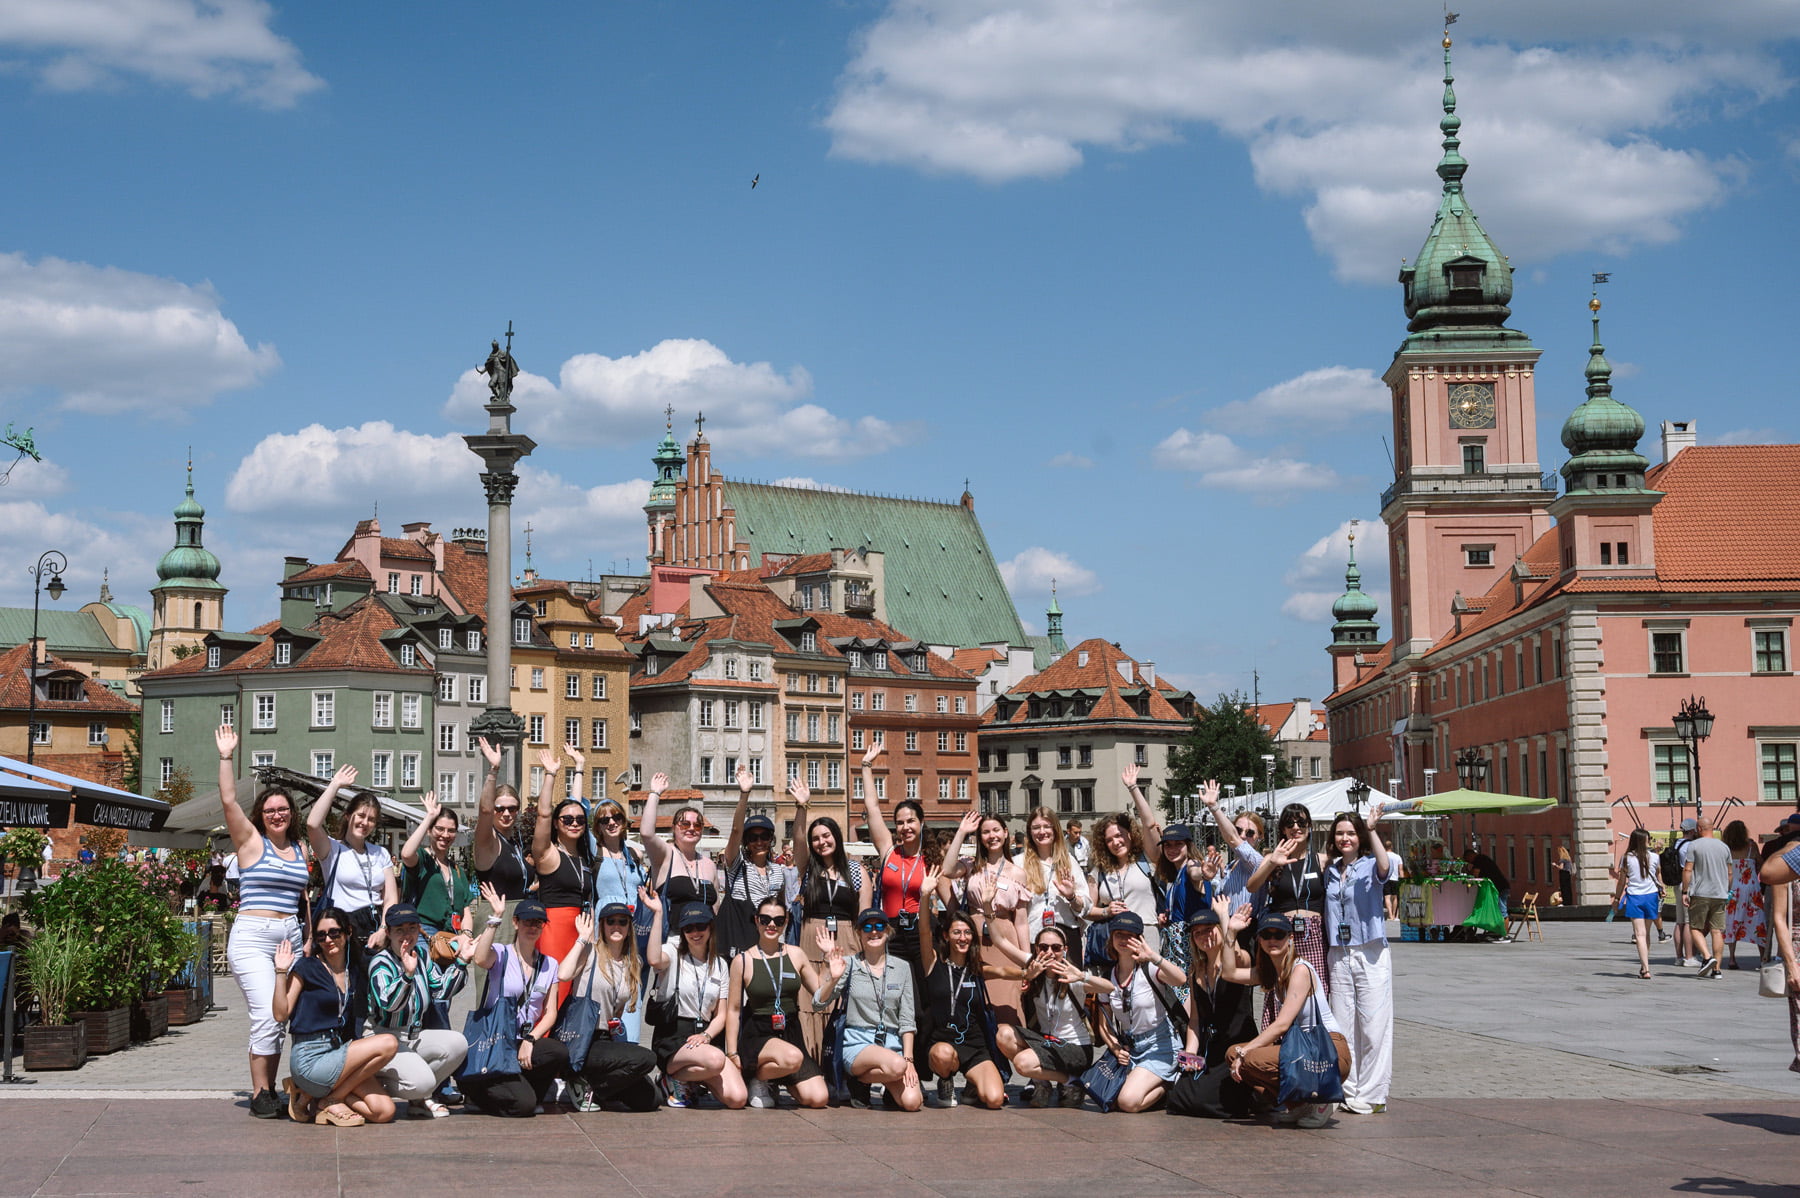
[1191,777,1418,825]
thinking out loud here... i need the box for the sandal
[314,1104,365,1127]
[281,1077,313,1123]
[1638,967,1651,979]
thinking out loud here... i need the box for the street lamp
[1260,754,1276,817]
[1346,778,1371,817]
[26,549,69,765]
[1671,694,1714,823]
[1455,747,1489,791]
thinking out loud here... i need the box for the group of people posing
[218,727,1399,1127]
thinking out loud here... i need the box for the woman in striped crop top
[216,724,313,1119]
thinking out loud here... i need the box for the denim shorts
[842,1024,903,1063]
[1125,1027,1178,1083]
[290,1031,349,1098]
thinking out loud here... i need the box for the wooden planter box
[72,1006,131,1055]
[22,1022,88,1071]
[131,994,170,1041]
[164,986,205,1026]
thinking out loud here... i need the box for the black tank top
[475,836,529,901]
[661,855,718,909]
[924,959,982,1031]
[538,848,592,909]
[804,863,862,920]
[1266,855,1327,916]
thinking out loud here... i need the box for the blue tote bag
[553,954,604,1072]
[456,953,522,1083]
[1275,993,1344,1107]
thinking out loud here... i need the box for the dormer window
[800,631,817,652]
[207,645,220,669]
[439,628,453,650]
[275,641,292,666]
[871,650,887,671]
[47,678,82,702]
[399,643,417,667]
[1448,263,1483,291]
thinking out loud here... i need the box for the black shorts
[739,1012,822,1085]
[928,1029,993,1073]
[652,1018,724,1073]
[1017,1028,1092,1078]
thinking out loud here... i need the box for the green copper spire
[155,458,224,591]
[1045,579,1067,656]
[1560,291,1648,492]
[646,404,684,510]
[1331,523,1380,648]
[1397,25,1532,351]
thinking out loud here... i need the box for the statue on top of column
[481,325,519,404]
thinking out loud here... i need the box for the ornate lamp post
[1455,749,1488,850]
[1346,778,1371,817]
[1671,695,1714,824]
[464,328,537,787]
[26,550,68,764]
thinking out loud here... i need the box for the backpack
[1659,842,1685,891]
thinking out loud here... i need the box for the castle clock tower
[1382,28,1554,660]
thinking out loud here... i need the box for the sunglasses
[676,818,705,830]
[746,833,773,843]
[315,927,345,940]
[858,922,889,934]
[1257,929,1292,942]
[596,812,624,824]
[494,804,520,815]
[1035,943,1067,954]
[756,914,789,928]
[602,917,632,928]
[557,815,586,826]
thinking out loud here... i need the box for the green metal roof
[99,603,152,653]
[0,607,132,654]
[722,481,1029,649]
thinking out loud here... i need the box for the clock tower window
[1462,444,1486,475]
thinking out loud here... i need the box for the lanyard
[947,962,974,1029]
[889,851,923,912]
[858,958,901,1039]
[757,949,790,1014]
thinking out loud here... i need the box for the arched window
[194,601,204,628]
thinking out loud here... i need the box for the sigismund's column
[464,327,537,785]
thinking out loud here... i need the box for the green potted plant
[24,859,157,1054]
[162,927,206,1025]
[1,827,51,889]
[20,923,94,1070]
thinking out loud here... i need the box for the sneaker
[1297,1102,1333,1129]
[570,1076,602,1113]
[1656,930,1671,942]
[1699,957,1720,976]
[880,1085,903,1111]
[249,1088,284,1119]
[935,1077,957,1108]
[1030,1081,1054,1108]
[1272,1104,1302,1125]
[1060,1081,1087,1109]
[1675,957,1694,967]
[747,1079,776,1109]
[663,1076,689,1109]
[1338,1097,1375,1115]
[848,1080,872,1109]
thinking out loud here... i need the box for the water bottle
[1604,904,1616,923]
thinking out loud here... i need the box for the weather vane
[1,423,42,486]
[1592,272,1611,286]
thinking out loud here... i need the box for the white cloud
[0,0,322,107]
[444,338,917,462]
[0,455,70,498]
[0,499,161,608]
[1151,427,1344,496]
[1046,451,1093,469]
[0,252,278,414]
[516,469,652,546]
[768,476,851,492]
[226,422,472,514]
[1281,517,1387,623]
[999,546,1099,596]
[826,2,1794,279]
[1207,367,1388,435]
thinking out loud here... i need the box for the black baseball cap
[1161,823,1193,843]
[384,902,422,928]
[596,901,634,922]
[1109,911,1146,937]
[676,903,714,930]
[514,898,549,923]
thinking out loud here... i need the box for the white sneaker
[1272,1104,1302,1125]
[936,1077,957,1108]
[1297,1103,1333,1129]
[1338,1097,1374,1115]
[747,1079,775,1109]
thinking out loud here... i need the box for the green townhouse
[137,588,461,804]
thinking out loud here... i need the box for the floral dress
[1725,852,1767,947]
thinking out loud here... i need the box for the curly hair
[1094,813,1142,871]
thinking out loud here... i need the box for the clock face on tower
[1449,382,1497,429]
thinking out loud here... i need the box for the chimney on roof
[1139,661,1154,686]
[1660,420,1696,464]
[1116,659,1132,683]
[283,556,311,580]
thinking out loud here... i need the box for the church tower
[1328,525,1382,692]
[147,461,227,670]
[1549,290,1660,576]
[1382,26,1554,660]
[643,407,685,565]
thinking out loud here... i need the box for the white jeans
[1327,940,1393,1105]
[378,1029,470,1101]
[227,914,302,1056]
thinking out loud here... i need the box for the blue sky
[2,1,1797,707]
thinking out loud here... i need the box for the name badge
[996,881,1012,893]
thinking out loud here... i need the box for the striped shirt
[238,837,310,914]
[367,939,468,1033]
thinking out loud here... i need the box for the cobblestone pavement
[4,922,1796,1196]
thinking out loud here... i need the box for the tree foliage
[1160,692,1295,819]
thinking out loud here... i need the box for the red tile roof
[380,537,435,562]
[992,638,1189,725]
[0,644,137,712]
[285,559,372,585]
[137,601,429,681]
[950,647,1003,675]
[439,542,489,619]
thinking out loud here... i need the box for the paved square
[5,923,1797,1196]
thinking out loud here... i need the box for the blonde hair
[1020,806,1075,895]
[595,920,643,1012]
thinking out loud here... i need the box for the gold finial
[1589,295,1602,313]
[1443,33,1452,49]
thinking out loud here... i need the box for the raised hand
[329,763,359,790]
[1050,959,1085,985]
[1269,833,1307,865]
[1124,935,1152,963]
[638,884,662,915]
[537,747,562,774]
[957,809,980,835]
[274,938,295,973]
[814,925,838,957]
[649,771,669,795]
[1054,871,1076,899]
[1198,779,1221,808]
[788,779,810,809]
[1121,762,1140,790]
[860,744,882,767]
[1228,901,1254,932]
[565,743,586,772]
[737,763,753,794]
[574,909,595,943]
[479,880,504,915]
[478,736,502,768]
[1198,845,1223,880]
[215,724,238,759]
[422,792,442,824]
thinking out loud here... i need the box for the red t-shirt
[879,850,925,916]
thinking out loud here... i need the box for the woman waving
[640,770,721,914]
[811,909,923,1110]
[724,895,831,1109]
[717,764,798,957]
[529,744,594,1000]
